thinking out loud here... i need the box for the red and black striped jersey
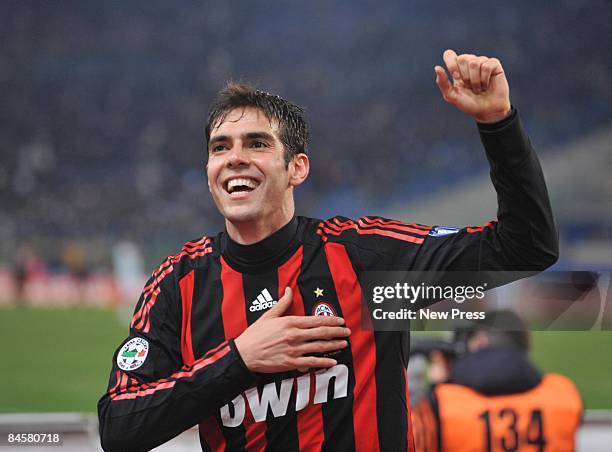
[98,109,559,451]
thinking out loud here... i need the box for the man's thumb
[261,287,292,319]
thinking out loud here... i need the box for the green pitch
[0,307,127,413]
[531,331,612,409]
[0,307,611,412]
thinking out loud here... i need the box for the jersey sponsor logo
[117,337,149,371]
[428,226,460,237]
[249,288,277,312]
[220,364,349,427]
[313,301,336,316]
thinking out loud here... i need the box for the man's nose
[226,145,250,167]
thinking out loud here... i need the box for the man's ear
[205,164,211,192]
[289,153,310,187]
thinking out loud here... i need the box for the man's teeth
[227,178,259,193]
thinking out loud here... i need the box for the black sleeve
[321,108,558,273]
[411,107,558,271]
[97,260,255,452]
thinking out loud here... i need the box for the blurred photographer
[411,311,582,451]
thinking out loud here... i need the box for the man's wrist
[477,106,518,133]
[230,338,256,374]
[477,106,532,168]
[475,105,513,124]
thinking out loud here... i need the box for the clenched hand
[435,49,511,124]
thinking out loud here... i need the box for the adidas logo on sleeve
[249,288,277,312]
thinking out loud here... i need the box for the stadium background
[1,0,611,450]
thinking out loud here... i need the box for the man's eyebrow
[208,131,276,147]
[244,131,276,141]
[208,135,228,146]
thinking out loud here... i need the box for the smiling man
[98,50,558,451]
[206,104,310,244]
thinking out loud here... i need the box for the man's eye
[251,141,267,149]
[211,145,227,153]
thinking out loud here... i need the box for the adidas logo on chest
[249,288,277,312]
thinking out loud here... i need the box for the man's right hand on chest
[234,287,351,373]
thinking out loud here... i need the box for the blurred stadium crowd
[1,0,611,304]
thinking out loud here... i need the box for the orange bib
[414,374,581,452]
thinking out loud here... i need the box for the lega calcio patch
[117,337,149,371]
[428,226,460,237]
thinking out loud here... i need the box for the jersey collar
[221,216,299,272]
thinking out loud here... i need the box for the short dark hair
[205,82,309,165]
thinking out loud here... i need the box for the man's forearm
[478,107,558,269]
[98,340,254,451]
